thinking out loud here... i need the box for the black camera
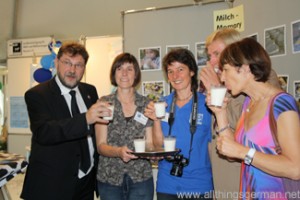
[166,154,189,177]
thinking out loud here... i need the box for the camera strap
[168,90,198,160]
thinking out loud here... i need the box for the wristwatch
[244,148,256,165]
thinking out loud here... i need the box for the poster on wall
[139,47,161,71]
[264,25,286,57]
[291,19,300,54]
[9,96,29,129]
[142,81,165,101]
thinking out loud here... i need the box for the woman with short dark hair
[209,38,300,199]
[145,48,214,200]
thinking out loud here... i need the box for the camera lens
[182,158,189,166]
[170,163,183,177]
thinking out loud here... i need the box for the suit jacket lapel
[78,84,93,109]
[49,78,94,115]
[48,78,72,117]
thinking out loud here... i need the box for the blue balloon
[51,51,57,59]
[40,55,54,70]
[48,41,62,54]
[33,68,52,83]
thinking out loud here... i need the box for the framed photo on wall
[139,47,161,71]
[294,80,300,110]
[277,74,289,93]
[195,42,207,67]
[264,25,286,57]
[291,19,300,54]
[294,80,300,99]
[142,81,165,101]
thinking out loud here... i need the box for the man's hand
[86,100,112,124]
[199,63,221,91]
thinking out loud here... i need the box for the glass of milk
[210,85,227,107]
[164,136,176,152]
[102,101,114,121]
[134,136,146,153]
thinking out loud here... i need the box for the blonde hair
[205,28,241,48]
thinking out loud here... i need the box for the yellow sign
[213,4,244,32]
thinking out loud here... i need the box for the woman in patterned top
[95,53,156,200]
[207,38,300,200]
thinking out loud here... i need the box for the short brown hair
[110,53,141,87]
[57,41,89,64]
[219,38,271,82]
[163,48,198,92]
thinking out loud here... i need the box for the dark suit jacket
[21,77,99,200]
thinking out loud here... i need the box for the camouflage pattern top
[97,91,153,186]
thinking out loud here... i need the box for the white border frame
[294,80,300,98]
[291,19,300,54]
[141,80,166,101]
[195,42,207,67]
[264,25,286,57]
[278,74,289,93]
[138,46,161,71]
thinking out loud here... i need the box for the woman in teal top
[145,48,213,200]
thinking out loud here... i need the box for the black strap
[168,90,198,160]
[69,90,91,173]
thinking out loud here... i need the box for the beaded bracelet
[216,124,231,135]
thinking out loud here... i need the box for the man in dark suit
[21,42,112,200]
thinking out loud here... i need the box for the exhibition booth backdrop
[121,1,300,198]
[5,0,300,158]
[122,0,300,101]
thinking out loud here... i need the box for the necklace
[246,89,273,112]
[246,101,256,112]
[246,97,268,113]
[176,92,193,101]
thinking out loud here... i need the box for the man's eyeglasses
[59,60,85,69]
